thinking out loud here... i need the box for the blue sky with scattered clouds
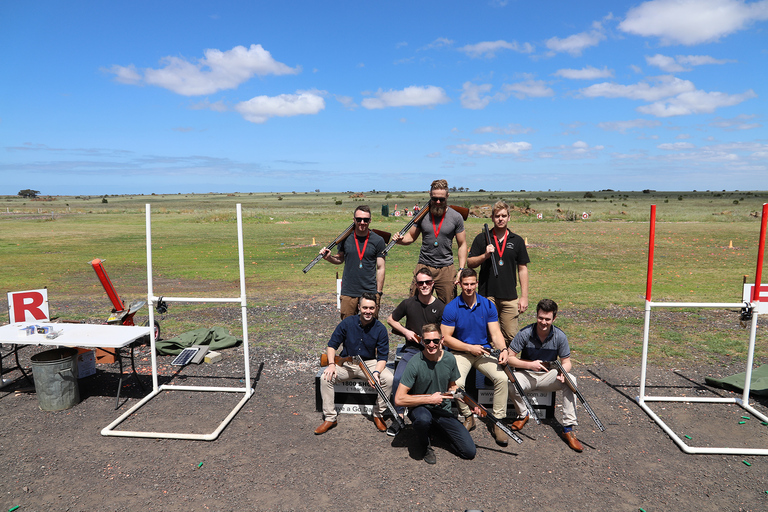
[2,0,767,195]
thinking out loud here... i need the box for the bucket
[30,347,80,411]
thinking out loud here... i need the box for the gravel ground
[2,297,768,511]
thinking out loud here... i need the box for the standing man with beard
[468,200,530,341]
[393,179,467,305]
[320,205,386,319]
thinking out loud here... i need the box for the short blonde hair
[492,200,510,216]
[430,179,448,192]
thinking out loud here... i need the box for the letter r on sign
[7,289,50,322]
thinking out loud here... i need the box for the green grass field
[2,190,766,364]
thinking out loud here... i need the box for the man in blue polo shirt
[441,268,510,445]
[315,293,393,435]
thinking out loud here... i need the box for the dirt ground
[2,297,768,512]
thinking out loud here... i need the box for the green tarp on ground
[155,326,241,356]
[705,365,768,396]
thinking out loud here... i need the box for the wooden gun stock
[454,389,522,445]
[319,354,354,367]
[449,204,469,220]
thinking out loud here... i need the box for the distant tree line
[18,189,40,198]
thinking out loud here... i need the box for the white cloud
[545,21,607,56]
[553,66,614,80]
[709,114,762,130]
[104,64,142,84]
[234,91,325,123]
[539,140,605,159]
[458,40,534,58]
[474,124,534,135]
[502,79,555,99]
[107,44,300,96]
[580,75,696,101]
[361,86,450,109]
[189,99,227,112]
[638,88,757,116]
[646,53,735,72]
[420,37,455,51]
[619,0,768,46]
[658,141,696,149]
[451,140,532,156]
[461,82,494,110]
[598,119,663,133]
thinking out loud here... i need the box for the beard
[430,203,446,218]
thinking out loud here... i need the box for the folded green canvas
[705,365,768,396]
[155,326,241,356]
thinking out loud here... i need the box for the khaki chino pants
[509,369,578,426]
[320,359,393,423]
[453,352,508,419]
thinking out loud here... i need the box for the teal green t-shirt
[400,350,460,413]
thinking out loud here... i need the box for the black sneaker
[386,421,402,437]
[423,447,436,465]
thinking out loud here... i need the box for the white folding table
[0,322,150,408]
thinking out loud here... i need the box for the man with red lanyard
[467,200,530,341]
[393,179,467,305]
[320,205,386,319]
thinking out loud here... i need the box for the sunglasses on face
[354,217,371,223]
[430,196,446,203]
[422,337,441,345]
[416,280,433,286]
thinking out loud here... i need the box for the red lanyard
[431,214,445,245]
[355,233,370,266]
[493,230,508,259]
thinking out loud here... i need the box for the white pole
[146,204,159,391]
[236,204,252,390]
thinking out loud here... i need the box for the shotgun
[487,348,540,425]
[303,225,392,274]
[549,359,605,432]
[483,223,499,278]
[355,355,405,430]
[382,203,470,257]
[453,389,522,444]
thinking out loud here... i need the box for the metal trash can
[30,347,80,411]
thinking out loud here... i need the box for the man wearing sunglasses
[395,323,476,464]
[468,200,530,341]
[441,268,510,446]
[393,179,467,305]
[386,267,446,436]
[320,205,386,319]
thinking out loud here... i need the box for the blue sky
[2,0,767,195]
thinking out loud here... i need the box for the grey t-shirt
[417,208,465,267]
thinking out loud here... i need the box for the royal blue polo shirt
[441,293,498,350]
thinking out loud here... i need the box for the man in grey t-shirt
[320,205,386,319]
[393,179,467,305]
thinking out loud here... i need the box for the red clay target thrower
[90,258,162,341]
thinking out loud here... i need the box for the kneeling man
[506,298,583,452]
[316,292,394,434]
[395,324,476,464]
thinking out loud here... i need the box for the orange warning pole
[90,258,125,312]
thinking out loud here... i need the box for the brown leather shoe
[560,430,583,452]
[511,415,529,431]
[314,420,337,435]
[463,415,475,432]
[493,425,509,446]
[373,416,387,432]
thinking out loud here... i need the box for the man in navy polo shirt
[440,268,510,445]
[315,293,393,435]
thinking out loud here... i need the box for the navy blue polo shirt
[328,314,389,362]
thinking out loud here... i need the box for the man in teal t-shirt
[395,323,476,464]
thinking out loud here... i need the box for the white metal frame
[637,203,768,455]
[102,204,253,440]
